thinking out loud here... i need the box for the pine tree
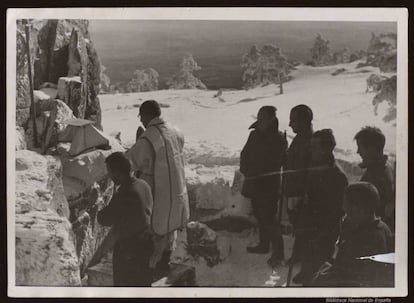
[309,33,332,66]
[241,44,292,93]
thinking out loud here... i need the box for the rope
[245,165,332,180]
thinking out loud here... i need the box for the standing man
[126,100,190,277]
[284,104,314,264]
[240,105,288,267]
[97,152,154,286]
[354,126,395,232]
[293,129,348,285]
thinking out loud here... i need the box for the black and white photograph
[6,7,408,298]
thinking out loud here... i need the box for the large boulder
[186,166,252,222]
[15,150,80,286]
[25,99,76,152]
[57,76,83,117]
[16,210,81,286]
[186,221,220,267]
[16,150,70,218]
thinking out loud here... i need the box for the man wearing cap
[126,100,189,278]
[240,105,288,267]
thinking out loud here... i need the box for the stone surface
[16,19,102,134]
[15,150,80,286]
[186,221,220,267]
[43,100,76,151]
[59,142,124,275]
[16,150,70,218]
[186,167,252,222]
[57,76,83,117]
[16,126,27,151]
[16,210,81,286]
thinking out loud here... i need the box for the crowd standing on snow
[97,99,395,287]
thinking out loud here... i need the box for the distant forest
[90,20,396,90]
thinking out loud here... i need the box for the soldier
[284,104,314,264]
[310,182,394,287]
[240,106,288,267]
[293,129,348,285]
[97,152,154,286]
[126,100,190,278]
[354,126,395,232]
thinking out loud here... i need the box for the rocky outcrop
[14,19,122,286]
[15,150,80,286]
[186,167,252,222]
[60,141,124,275]
[16,210,81,286]
[187,221,220,267]
[16,19,103,151]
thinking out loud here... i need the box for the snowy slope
[100,61,396,166]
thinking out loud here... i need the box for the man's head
[105,152,132,185]
[311,129,336,164]
[256,106,278,132]
[343,182,379,229]
[139,100,161,128]
[354,126,385,166]
[289,104,313,134]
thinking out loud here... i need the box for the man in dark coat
[310,182,394,287]
[284,104,314,263]
[292,129,348,285]
[97,152,154,286]
[354,126,395,233]
[240,106,288,267]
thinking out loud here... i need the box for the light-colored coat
[127,117,189,236]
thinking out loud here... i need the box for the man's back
[285,129,313,198]
[97,177,153,240]
[361,156,395,220]
[127,117,189,236]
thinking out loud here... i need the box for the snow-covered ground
[101,61,396,166]
[99,61,396,286]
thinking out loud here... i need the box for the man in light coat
[126,100,190,277]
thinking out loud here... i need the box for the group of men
[96,99,395,287]
[240,104,395,286]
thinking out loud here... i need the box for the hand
[318,261,333,275]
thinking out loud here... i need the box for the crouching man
[310,182,394,287]
[97,152,154,286]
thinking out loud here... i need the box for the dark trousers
[251,197,284,260]
[113,234,154,286]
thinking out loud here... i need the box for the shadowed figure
[240,105,287,267]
